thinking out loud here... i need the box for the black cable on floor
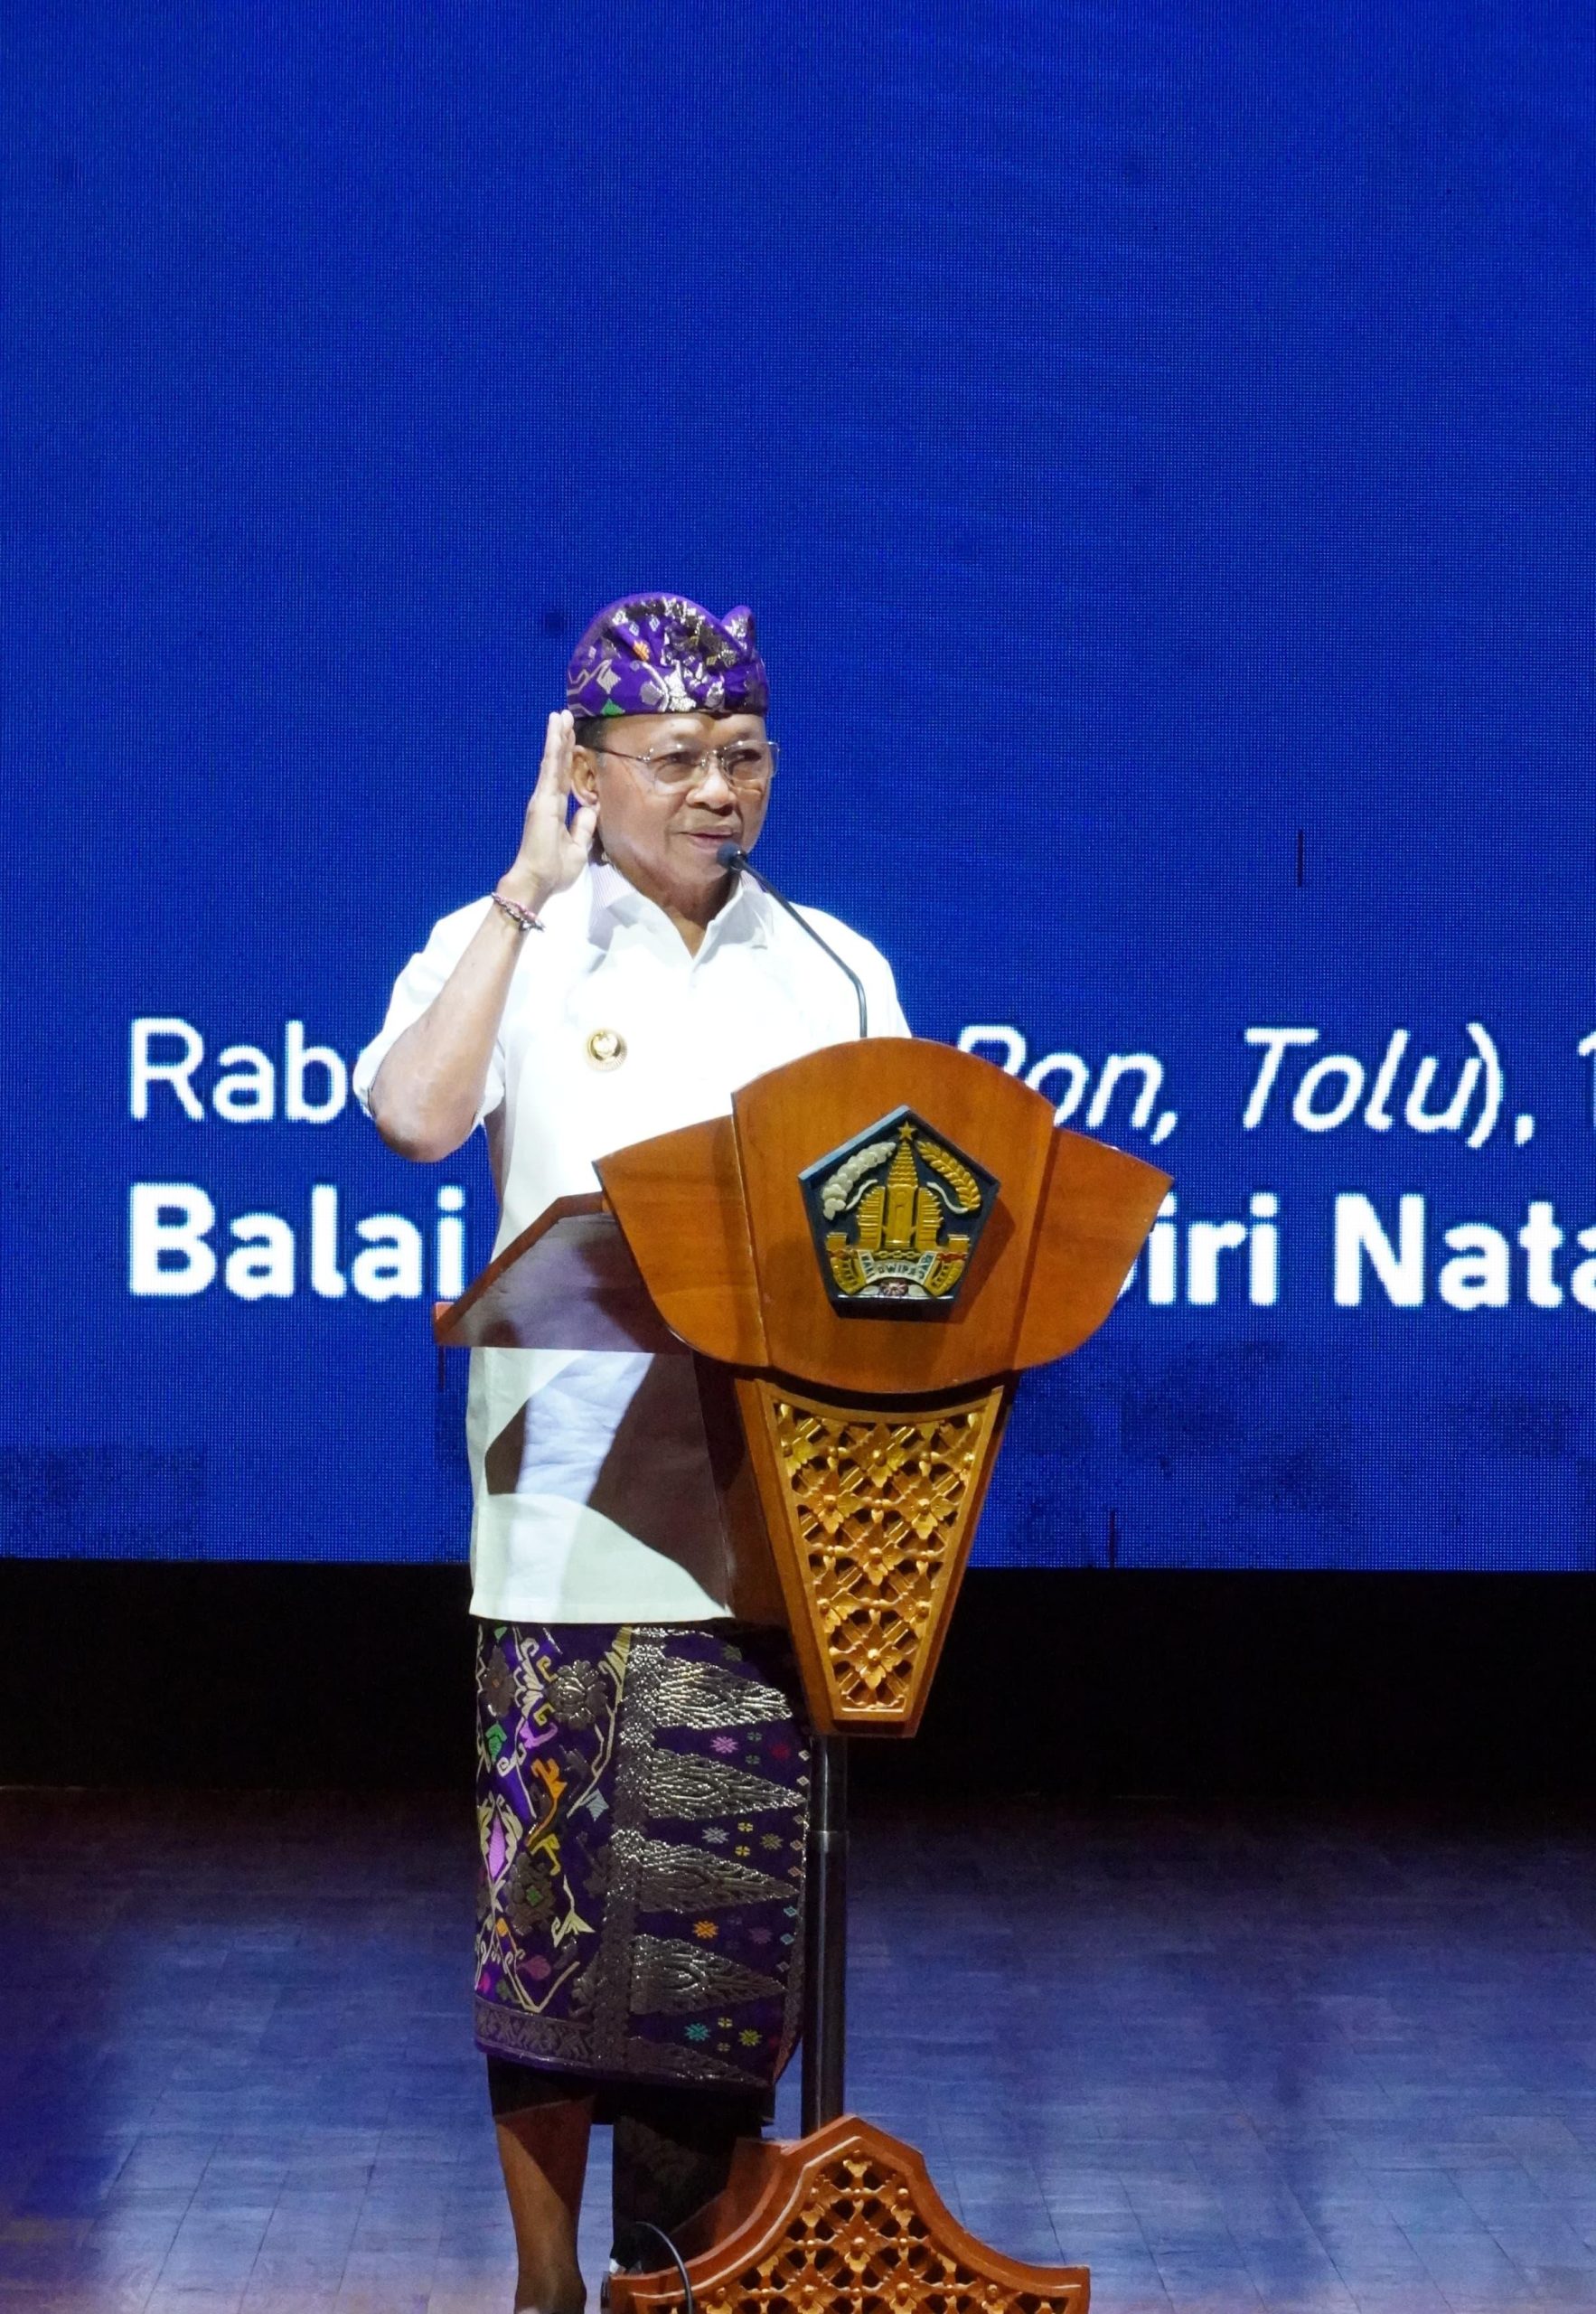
[609,2219,697,2314]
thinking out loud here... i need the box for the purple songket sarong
[474,1622,810,2094]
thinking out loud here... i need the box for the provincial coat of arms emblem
[798,1107,1000,1316]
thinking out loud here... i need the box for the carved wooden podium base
[607,2114,1089,2314]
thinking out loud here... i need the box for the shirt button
[585,1028,627,1071]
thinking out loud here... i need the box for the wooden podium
[437,1038,1169,2314]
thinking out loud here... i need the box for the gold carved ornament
[613,2117,1088,2314]
[741,1379,1009,1732]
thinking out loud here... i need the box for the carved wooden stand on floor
[615,2114,1091,2314]
[437,1037,1169,2314]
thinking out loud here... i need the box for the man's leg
[489,2059,596,2314]
[611,2084,767,2244]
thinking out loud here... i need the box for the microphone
[718,842,868,1039]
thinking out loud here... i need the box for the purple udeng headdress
[566,593,770,719]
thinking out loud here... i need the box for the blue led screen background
[5,4,1592,1567]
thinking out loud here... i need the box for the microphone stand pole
[717,843,857,2130]
[801,1732,848,2131]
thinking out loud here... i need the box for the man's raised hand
[497,710,599,916]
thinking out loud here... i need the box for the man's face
[572,712,773,910]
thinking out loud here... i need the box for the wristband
[493,891,545,935]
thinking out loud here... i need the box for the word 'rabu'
[130,1019,350,1123]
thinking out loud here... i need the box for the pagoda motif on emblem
[798,1106,1000,1317]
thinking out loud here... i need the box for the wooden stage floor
[5,1789,1596,2312]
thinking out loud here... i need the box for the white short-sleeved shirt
[354,862,908,1623]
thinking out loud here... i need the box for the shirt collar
[585,860,771,956]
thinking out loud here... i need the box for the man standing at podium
[354,596,906,2313]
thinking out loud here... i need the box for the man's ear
[569,748,601,805]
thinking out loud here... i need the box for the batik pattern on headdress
[566,595,769,720]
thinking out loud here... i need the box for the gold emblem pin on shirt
[585,1028,627,1071]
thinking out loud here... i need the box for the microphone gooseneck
[717,842,868,1039]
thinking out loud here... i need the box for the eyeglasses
[590,738,780,795]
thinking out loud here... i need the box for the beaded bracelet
[493,891,545,935]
